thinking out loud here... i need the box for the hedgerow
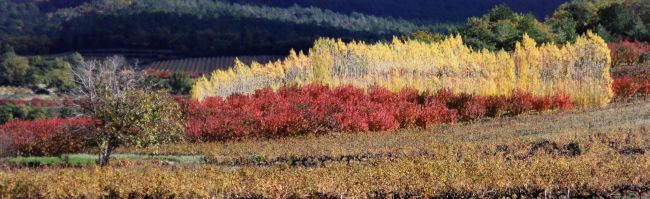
[0,117,93,156]
[184,85,574,141]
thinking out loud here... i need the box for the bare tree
[73,56,184,166]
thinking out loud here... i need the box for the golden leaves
[192,33,612,107]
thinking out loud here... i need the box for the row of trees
[410,2,649,52]
[191,32,612,108]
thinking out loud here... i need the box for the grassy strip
[0,154,205,166]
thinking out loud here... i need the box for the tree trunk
[99,145,113,167]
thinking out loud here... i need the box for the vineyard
[191,32,613,108]
[1,0,650,197]
[1,99,650,197]
[144,56,284,77]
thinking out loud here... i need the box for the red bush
[551,92,574,112]
[11,99,27,106]
[533,96,553,112]
[185,85,574,141]
[508,89,535,115]
[485,96,508,117]
[459,96,487,121]
[433,88,457,106]
[30,98,43,107]
[609,41,650,66]
[0,117,93,156]
[613,77,640,99]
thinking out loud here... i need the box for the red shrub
[30,98,43,107]
[44,99,60,107]
[395,101,420,128]
[417,100,457,128]
[368,86,397,103]
[11,99,26,106]
[433,88,457,105]
[508,89,535,115]
[398,88,420,103]
[485,96,508,117]
[185,85,573,141]
[0,117,93,156]
[533,96,553,112]
[613,77,640,99]
[609,41,650,66]
[551,92,574,112]
[459,96,486,121]
[366,103,399,131]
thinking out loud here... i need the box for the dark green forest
[1,0,648,56]
[225,0,568,23]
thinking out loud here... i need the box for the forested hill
[2,0,644,57]
[225,0,569,22]
[2,0,437,56]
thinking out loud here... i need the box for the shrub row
[0,98,76,108]
[612,76,650,99]
[0,85,575,155]
[0,117,93,156]
[609,41,650,66]
[182,85,574,141]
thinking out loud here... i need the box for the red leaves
[0,117,93,156]
[30,98,43,107]
[186,85,575,141]
[609,41,650,66]
[551,92,574,112]
[508,89,535,115]
[613,77,641,99]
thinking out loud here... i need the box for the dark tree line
[0,0,648,56]
[225,0,568,23]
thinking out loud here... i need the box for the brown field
[1,100,650,198]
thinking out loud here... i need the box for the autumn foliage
[0,118,93,156]
[609,41,650,66]
[612,76,650,100]
[192,32,612,108]
[183,85,574,141]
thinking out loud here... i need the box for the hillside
[226,0,569,23]
[0,0,568,56]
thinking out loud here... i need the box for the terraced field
[144,56,284,76]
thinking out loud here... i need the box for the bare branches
[72,56,145,116]
[71,56,182,166]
